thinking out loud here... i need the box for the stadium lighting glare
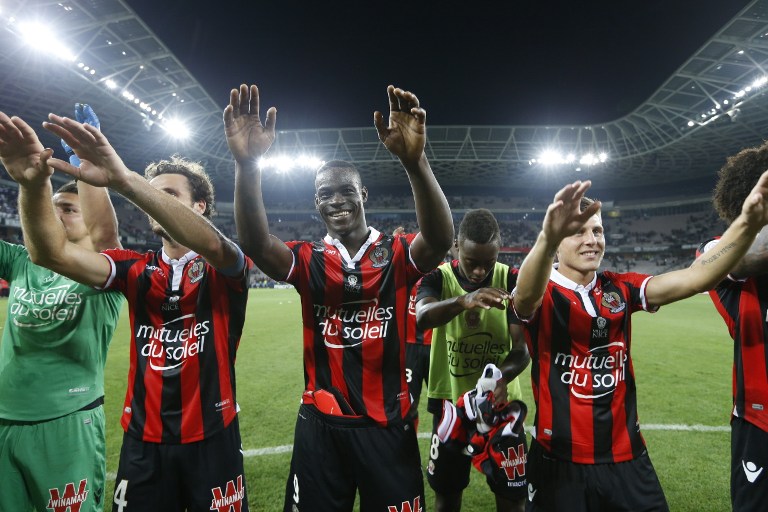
[259,155,325,172]
[161,119,191,139]
[536,150,608,167]
[538,150,563,166]
[687,120,695,127]
[105,79,118,90]
[753,76,768,88]
[18,21,76,62]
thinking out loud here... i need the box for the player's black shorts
[112,416,248,512]
[426,398,527,501]
[405,343,430,422]
[732,416,768,511]
[283,403,424,512]
[526,439,668,512]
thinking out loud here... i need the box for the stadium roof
[2,0,768,199]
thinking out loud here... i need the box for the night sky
[125,0,751,129]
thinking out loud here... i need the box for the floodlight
[162,119,190,139]
[259,155,325,172]
[18,21,76,62]
[105,79,118,90]
[687,121,695,127]
[539,150,562,165]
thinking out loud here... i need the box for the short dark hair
[315,160,362,187]
[713,142,768,223]
[458,209,500,245]
[144,154,215,217]
[54,180,78,195]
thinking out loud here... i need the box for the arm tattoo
[701,242,736,265]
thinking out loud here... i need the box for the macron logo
[743,460,764,483]
[528,483,537,502]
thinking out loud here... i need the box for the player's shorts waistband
[299,402,381,428]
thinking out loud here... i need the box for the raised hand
[542,180,601,243]
[374,85,426,165]
[740,170,768,230]
[224,84,277,164]
[43,113,131,189]
[0,112,51,186]
[458,287,510,310]
[61,104,101,167]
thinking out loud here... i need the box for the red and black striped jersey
[406,278,433,346]
[700,238,768,433]
[285,229,424,427]
[520,266,654,464]
[102,248,251,444]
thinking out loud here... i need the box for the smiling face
[556,213,605,285]
[314,166,368,242]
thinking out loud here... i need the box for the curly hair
[144,154,215,218]
[713,142,768,223]
[458,209,500,245]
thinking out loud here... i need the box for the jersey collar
[550,263,597,293]
[324,227,381,269]
[161,248,199,266]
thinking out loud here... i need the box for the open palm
[224,84,276,162]
[0,113,51,186]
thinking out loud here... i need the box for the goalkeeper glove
[60,103,100,167]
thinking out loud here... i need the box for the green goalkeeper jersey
[0,241,123,421]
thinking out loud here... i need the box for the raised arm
[374,86,453,271]
[513,181,600,318]
[225,84,293,280]
[62,104,121,251]
[42,114,240,271]
[726,226,768,278]
[0,112,111,286]
[645,170,768,307]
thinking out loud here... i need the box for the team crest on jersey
[187,260,205,284]
[47,479,88,512]
[369,246,390,267]
[465,310,480,329]
[210,475,245,512]
[345,274,361,293]
[601,292,625,314]
[596,316,607,329]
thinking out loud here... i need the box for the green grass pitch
[0,291,735,510]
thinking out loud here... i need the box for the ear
[314,195,320,210]
[193,199,207,215]
[361,186,368,202]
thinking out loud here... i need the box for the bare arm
[19,172,111,286]
[78,181,121,251]
[729,225,768,278]
[225,84,293,280]
[374,86,453,271]
[492,323,531,405]
[42,114,240,271]
[513,181,600,318]
[0,112,110,286]
[645,174,768,306]
[415,287,509,330]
